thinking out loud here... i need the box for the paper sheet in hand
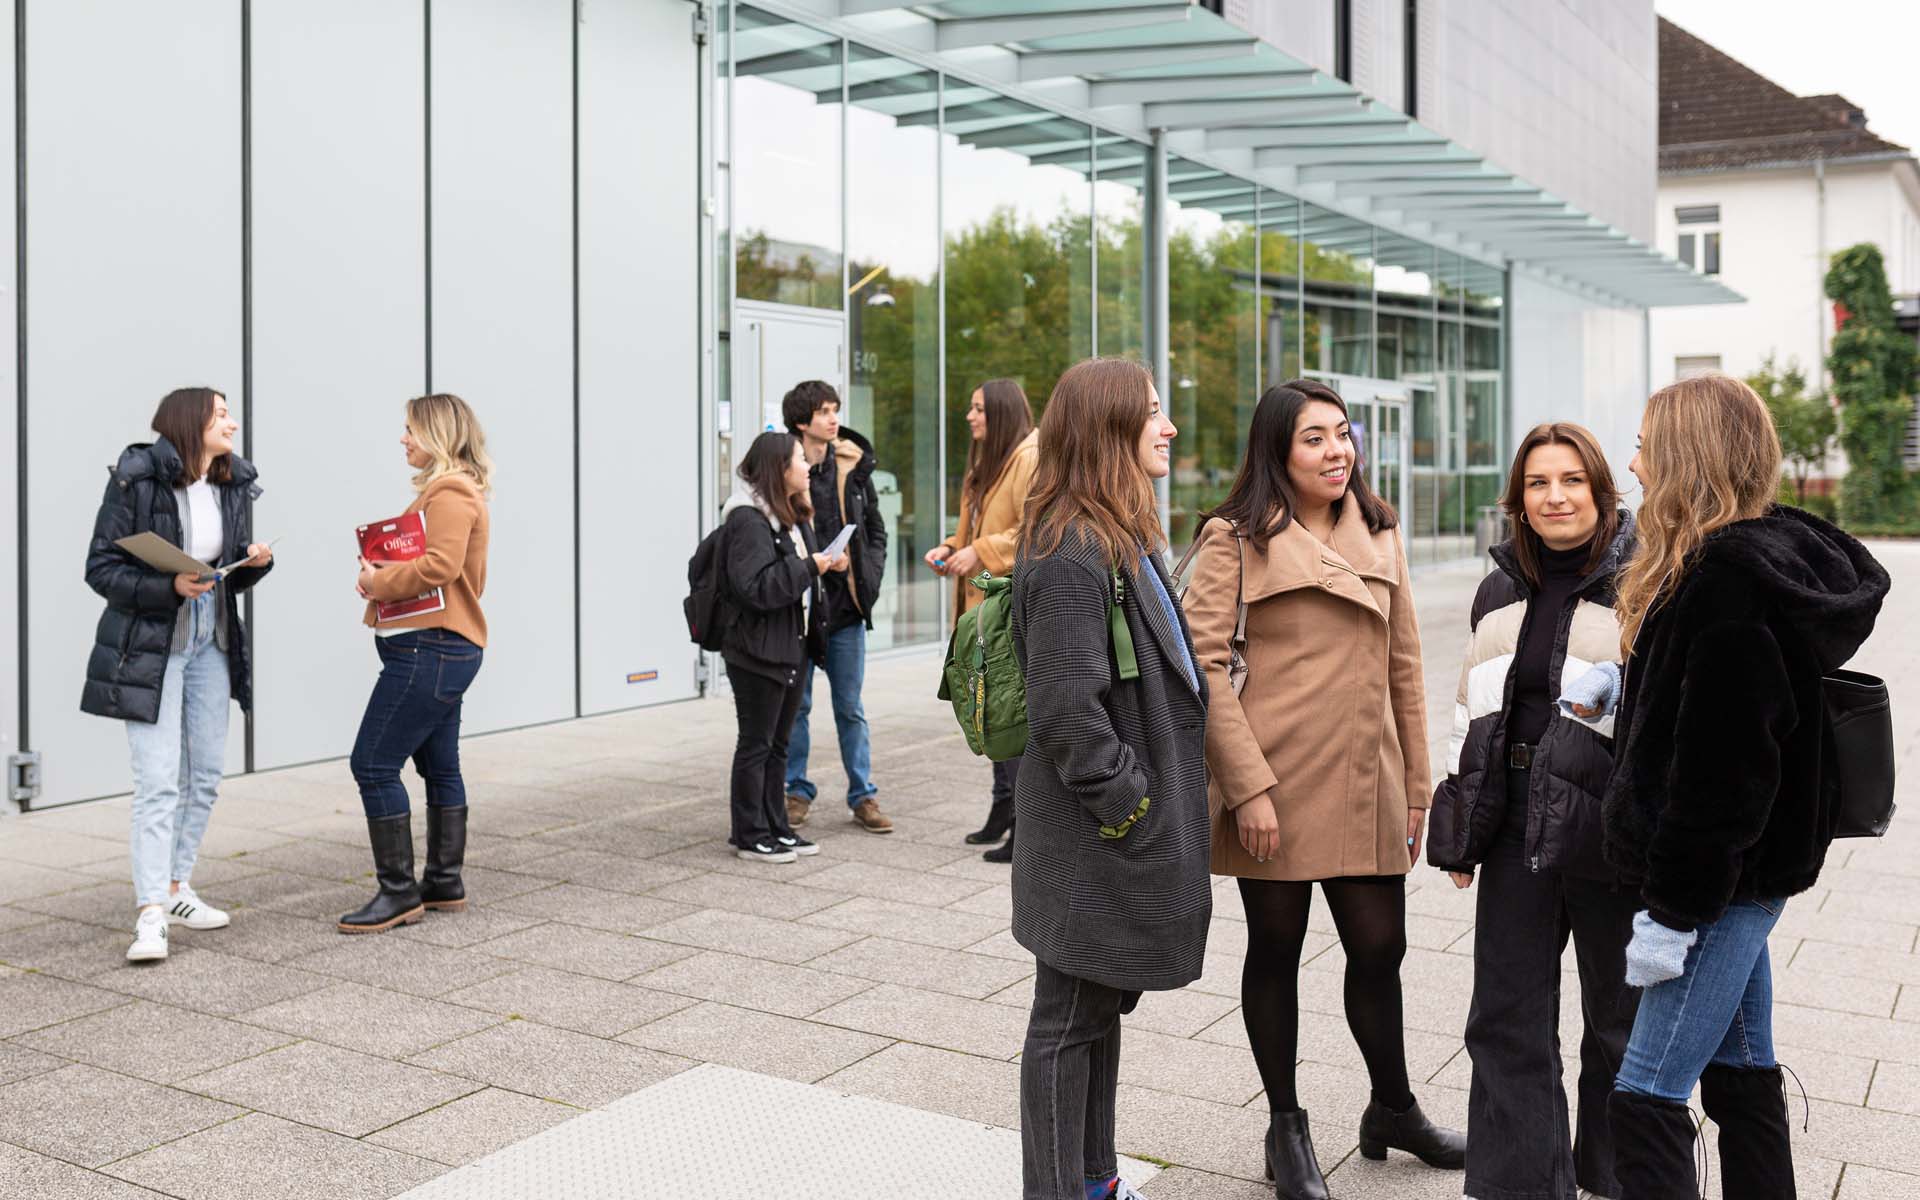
[821,522,857,560]
[113,532,245,581]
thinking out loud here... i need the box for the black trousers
[1464,773,1640,1200]
[1021,960,1140,1200]
[726,665,802,848]
[991,755,1022,807]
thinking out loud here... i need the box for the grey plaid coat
[1009,527,1213,992]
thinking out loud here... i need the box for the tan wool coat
[942,429,1040,619]
[1183,508,1432,881]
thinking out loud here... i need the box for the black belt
[1508,742,1535,770]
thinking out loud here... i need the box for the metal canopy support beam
[1253,142,1449,168]
[1298,160,1485,184]
[1015,39,1260,83]
[1087,70,1317,107]
[1334,176,1519,197]
[935,5,1192,53]
[1145,128,1171,537]
[1143,95,1364,129]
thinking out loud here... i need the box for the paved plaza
[0,546,1916,1199]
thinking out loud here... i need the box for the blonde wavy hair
[1616,373,1780,656]
[406,393,493,497]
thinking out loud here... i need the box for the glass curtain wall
[941,85,1092,516]
[846,47,941,649]
[1300,204,1375,377]
[1094,138,1145,362]
[1257,190,1302,388]
[732,8,842,309]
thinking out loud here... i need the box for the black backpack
[1826,669,1897,838]
[684,524,734,652]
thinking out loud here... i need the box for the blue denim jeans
[126,592,229,908]
[349,630,483,820]
[1615,898,1786,1103]
[785,622,876,807]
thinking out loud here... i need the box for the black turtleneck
[1507,539,1594,747]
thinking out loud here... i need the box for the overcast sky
[1655,0,1920,154]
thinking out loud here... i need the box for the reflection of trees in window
[735,231,840,311]
[1167,221,1257,543]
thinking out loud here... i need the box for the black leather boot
[1607,1089,1699,1199]
[1701,1064,1796,1199]
[964,794,1014,845]
[338,814,426,934]
[1260,1108,1329,1200]
[982,823,1014,863]
[420,805,469,912]
[1357,1096,1466,1168]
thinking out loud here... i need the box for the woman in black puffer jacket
[83,387,274,965]
[1428,422,1640,1200]
[717,431,843,864]
[1604,374,1888,1198]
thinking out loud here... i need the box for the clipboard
[114,532,276,582]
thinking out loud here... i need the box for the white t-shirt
[184,479,224,565]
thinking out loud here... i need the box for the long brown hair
[150,387,232,486]
[962,378,1036,515]
[1500,422,1621,587]
[1021,357,1163,569]
[737,430,813,529]
[1616,373,1781,656]
[1203,379,1396,550]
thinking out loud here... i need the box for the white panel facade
[249,0,426,771]
[1510,269,1648,483]
[578,0,701,715]
[0,0,17,800]
[429,0,575,733]
[24,0,242,805]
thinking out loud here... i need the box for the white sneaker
[166,885,230,931]
[127,909,169,962]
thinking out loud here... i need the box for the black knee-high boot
[420,805,469,911]
[1607,1090,1699,1200]
[1701,1064,1796,1199]
[338,814,426,934]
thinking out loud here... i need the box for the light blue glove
[1625,910,1696,988]
[1558,661,1621,720]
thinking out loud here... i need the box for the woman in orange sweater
[340,393,492,934]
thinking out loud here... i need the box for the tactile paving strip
[393,1063,1163,1199]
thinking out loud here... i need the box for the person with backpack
[925,377,1038,862]
[1602,374,1888,1197]
[1181,380,1463,1197]
[340,394,492,934]
[83,387,275,963]
[1010,356,1211,1200]
[718,430,847,864]
[1425,422,1640,1200]
[781,381,893,835]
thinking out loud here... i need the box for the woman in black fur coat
[1602,373,1889,1198]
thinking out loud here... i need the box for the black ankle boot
[1260,1108,1329,1200]
[982,824,1014,863]
[1701,1064,1796,1199]
[1357,1096,1465,1168]
[421,805,469,911]
[1607,1089,1700,1199]
[338,814,426,934]
[964,795,1014,845]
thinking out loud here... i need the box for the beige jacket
[1183,509,1431,881]
[942,429,1039,619]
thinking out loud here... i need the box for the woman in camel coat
[927,378,1038,856]
[1182,379,1461,1198]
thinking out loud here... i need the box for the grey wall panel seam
[14,0,26,768]
[241,0,254,773]
[424,0,432,394]
[572,1,581,718]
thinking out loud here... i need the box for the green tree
[1746,354,1835,505]
[1824,244,1919,526]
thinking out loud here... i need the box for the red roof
[1659,17,1907,173]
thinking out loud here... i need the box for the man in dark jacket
[781,380,893,834]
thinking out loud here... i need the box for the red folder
[356,511,446,623]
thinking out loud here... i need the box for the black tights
[1237,875,1414,1114]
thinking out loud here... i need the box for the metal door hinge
[692,6,711,44]
[8,752,41,807]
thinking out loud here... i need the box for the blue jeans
[785,622,876,807]
[1615,898,1785,1103]
[349,630,483,820]
[126,592,228,908]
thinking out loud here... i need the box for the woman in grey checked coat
[1009,357,1213,1200]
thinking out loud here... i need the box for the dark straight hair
[1203,378,1396,551]
[737,430,812,530]
[150,387,232,486]
[1500,421,1621,588]
[961,377,1035,513]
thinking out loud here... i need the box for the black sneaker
[775,834,820,857]
[735,840,797,864]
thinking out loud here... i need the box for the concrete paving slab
[0,915,139,980]
[809,934,1032,999]
[87,947,333,1016]
[799,894,1007,949]
[0,972,132,1037]
[407,1019,692,1108]
[495,881,699,932]
[0,1141,173,1199]
[639,906,863,964]
[810,982,1029,1059]
[644,870,851,919]
[627,949,877,1017]
[1838,1163,1920,1198]
[618,1000,891,1084]
[384,902,548,949]
[473,921,695,981]
[104,1112,442,1200]
[241,980,504,1058]
[182,1039,480,1137]
[792,859,990,907]
[818,1041,1022,1128]
[365,1087,582,1167]
[440,966,696,1037]
[0,1039,68,1085]
[0,1063,241,1167]
[504,846,701,894]
[15,999,295,1084]
[285,935,516,999]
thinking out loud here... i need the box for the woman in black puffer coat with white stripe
[1427,422,1639,1200]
